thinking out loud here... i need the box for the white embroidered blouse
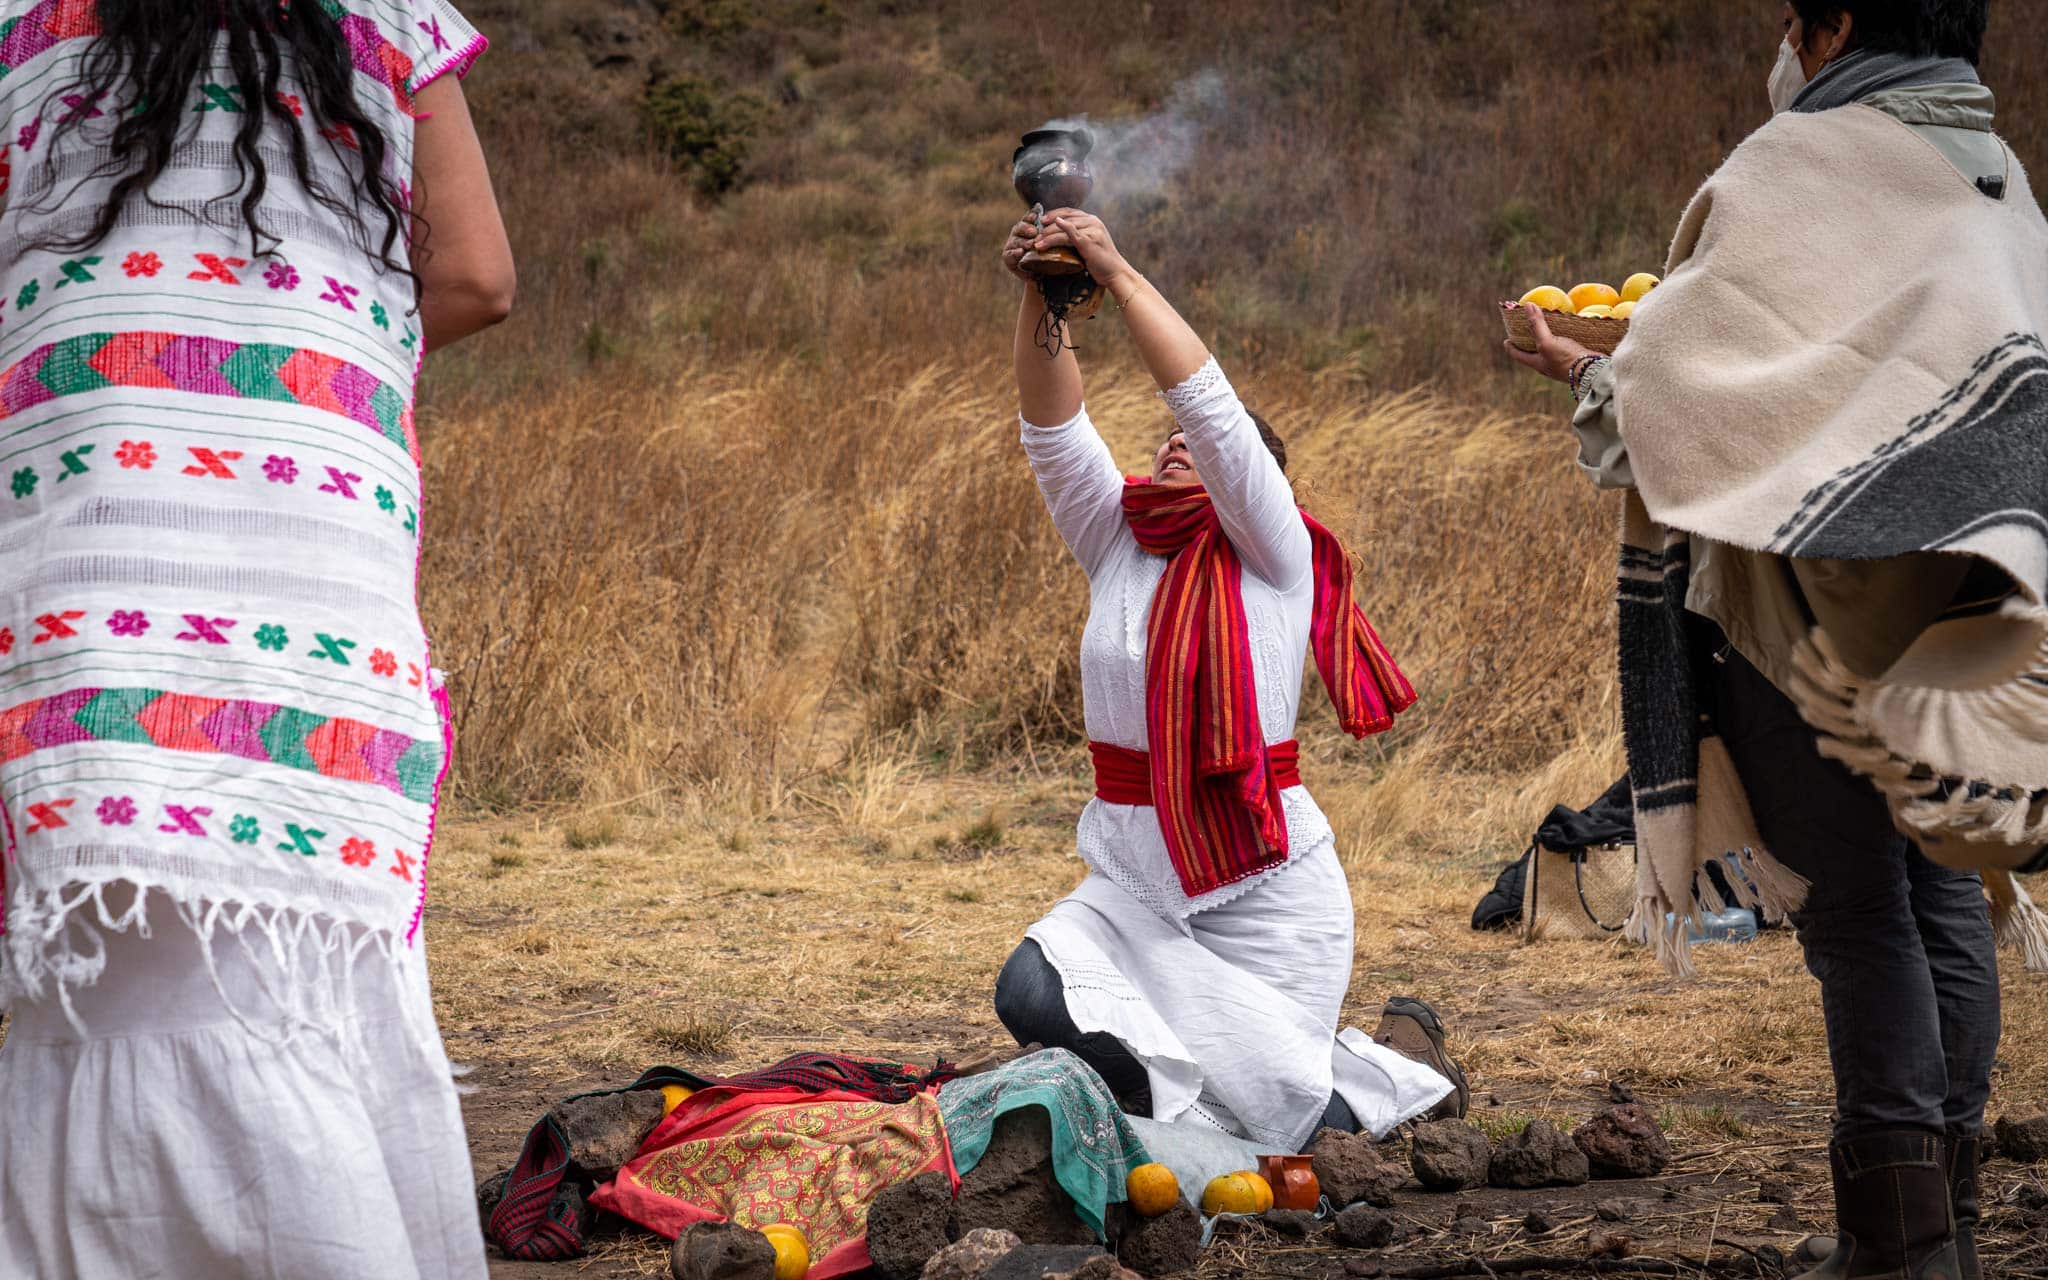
[1020,358,1336,924]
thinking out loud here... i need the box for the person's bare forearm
[1015,288,1084,426]
[1104,272,1210,394]
[421,285,511,353]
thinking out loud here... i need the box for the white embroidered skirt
[0,891,487,1280]
[1026,841,1452,1153]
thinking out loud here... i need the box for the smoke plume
[1042,69,1226,214]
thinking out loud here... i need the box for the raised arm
[1035,210,1308,588]
[1006,219,1127,577]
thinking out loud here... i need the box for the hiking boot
[1370,996,1468,1120]
[1948,1132,1981,1280]
[1794,1129,1961,1280]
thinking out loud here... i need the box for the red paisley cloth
[1121,480,1416,897]
[589,1086,954,1280]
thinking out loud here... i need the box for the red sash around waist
[1090,740,1302,807]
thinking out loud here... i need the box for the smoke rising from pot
[1043,70,1226,215]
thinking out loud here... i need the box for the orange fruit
[1568,283,1621,312]
[660,1084,695,1115]
[1620,273,1661,303]
[1232,1171,1275,1214]
[761,1225,810,1280]
[1610,300,1637,321]
[1199,1173,1261,1217]
[1124,1163,1181,1218]
[1518,285,1574,314]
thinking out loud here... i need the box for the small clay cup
[1256,1154,1320,1212]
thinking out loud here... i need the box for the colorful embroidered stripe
[0,687,442,802]
[0,1,100,79]
[313,0,421,115]
[3,2,420,118]
[0,332,416,456]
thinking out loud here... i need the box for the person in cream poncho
[1510,3,2041,1277]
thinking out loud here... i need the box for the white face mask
[1768,37,1809,114]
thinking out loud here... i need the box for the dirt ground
[428,763,2048,1279]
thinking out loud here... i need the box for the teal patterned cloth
[937,1049,1152,1238]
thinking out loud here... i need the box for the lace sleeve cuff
[1158,358,1229,416]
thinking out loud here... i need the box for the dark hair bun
[1248,411,1288,473]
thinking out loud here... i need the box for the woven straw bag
[1500,303,1630,356]
[1524,841,1637,941]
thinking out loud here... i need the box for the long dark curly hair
[38,0,415,285]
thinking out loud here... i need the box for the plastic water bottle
[1665,907,1759,944]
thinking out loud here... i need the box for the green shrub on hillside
[642,75,758,194]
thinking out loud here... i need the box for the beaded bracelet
[1568,355,1610,402]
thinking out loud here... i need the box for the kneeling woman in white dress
[993,211,1466,1154]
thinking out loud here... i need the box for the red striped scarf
[1122,481,1416,897]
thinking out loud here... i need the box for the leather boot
[1947,1133,1981,1280]
[1795,1129,1962,1279]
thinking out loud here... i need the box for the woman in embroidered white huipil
[992,210,1462,1153]
[0,2,511,1276]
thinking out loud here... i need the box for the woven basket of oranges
[1500,275,1660,356]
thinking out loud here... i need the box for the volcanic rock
[1572,1104,1673,1179]
[955,1110,1097,1245]
[1448,1216,1489,1236]
[1409,1121,1491,1192]
[1521,1209,1555,1236]
[476,1169,509,1228]
[1114,1201,1202,1277]
[1332,1205,1398,1249]
[1304,1127,1404,1208]
[869,1170,958,1280]
[923,1230,1024,1280]
[1261,1209,1322,1238]
[1488,1120,1590,1189]
[1594,1199,1633,1222]
[672,1222,777,1280]
[1994,1113,2048,1164]
[984,1245,1113,1280]
[550,1088,667,1180]
[1048,1257,1142,1280]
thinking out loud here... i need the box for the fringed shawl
[1612,104,2048,972]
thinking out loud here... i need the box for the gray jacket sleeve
[1571,361,1635,491]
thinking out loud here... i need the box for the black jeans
[993,939,1361,1134]
[1713,647,2000,1141]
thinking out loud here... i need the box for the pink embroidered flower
[368,648,398,678]
[107,610,148,637]
[0,627,12,656]
[115,440,155,470]
[263,454,297,484]
[276,92,303,117]
[121,251,161,278]
[17,117,40,152]
[97,796,136,826]
[264,260,299,291]
[339,837,377,868]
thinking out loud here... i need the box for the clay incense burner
[1011,125,1095,277]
